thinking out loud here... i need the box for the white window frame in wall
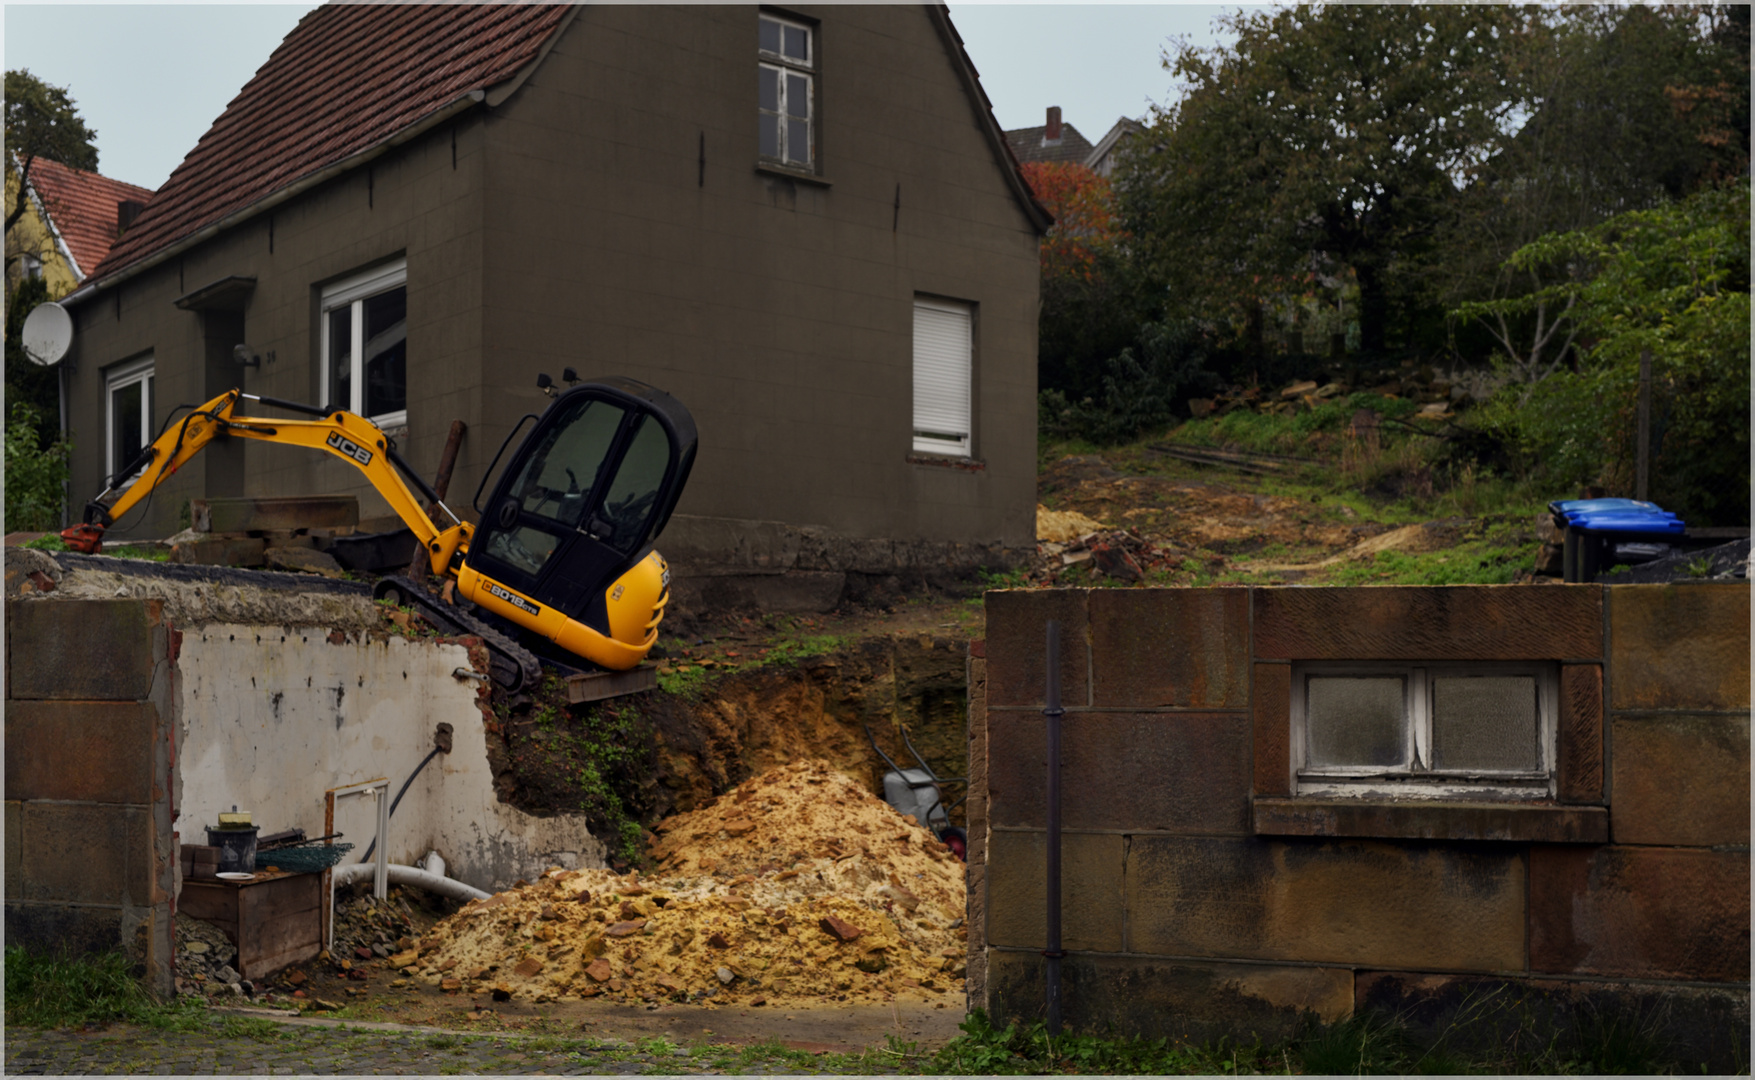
[105,354,155,481]
[912,297,973,458]
[758,12,815,169]
[320,259,408,428]
[1291,661,1558,800]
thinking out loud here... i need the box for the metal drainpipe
[1043,619,1065,1036]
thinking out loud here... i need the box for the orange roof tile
[88,4,570,283]
[25,158,155,280]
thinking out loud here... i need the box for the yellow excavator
[63,373,698,692]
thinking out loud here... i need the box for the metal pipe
[1043,619,1065,1036]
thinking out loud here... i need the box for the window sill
[755,161,832,187]
[1251,797,1608,844]
[907,452,985,473]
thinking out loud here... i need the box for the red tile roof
[25,158,155,280]
[88,4,570,284]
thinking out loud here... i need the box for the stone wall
[5,598,178,995]
[974,584,1749,1070]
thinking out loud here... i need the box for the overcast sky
[3,3,1238,193]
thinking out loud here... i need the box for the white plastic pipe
[332,861,489,902]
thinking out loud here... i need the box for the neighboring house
[1004,107,1095,167]
[1084,117,1144,178]
[1003,109,1143,177]
[4,155,153,301]
[57,5,1049,604]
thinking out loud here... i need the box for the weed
[214,1014,287,1041]
[978,566,1032,590]
[20,533,66,551]
[635,1034,679,1056]
[3,946,202,1030]
[1687,555,1714,578]
[425,1034,458,1050]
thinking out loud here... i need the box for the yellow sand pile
[409,760,967,1008]
[1037,504,1107,543]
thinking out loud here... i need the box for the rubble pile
[1038,526,1188,582]
[173,913,244,996]
[1187,366,1491,423]
[408,760,967,1008]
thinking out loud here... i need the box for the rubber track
[376,575,542,693]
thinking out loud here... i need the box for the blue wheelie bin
[1548,498,1686,582]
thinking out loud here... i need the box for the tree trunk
[1353,259,1389,358]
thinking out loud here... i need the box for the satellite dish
[21,302,73,367]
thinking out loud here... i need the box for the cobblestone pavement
[3,1019,917,1076]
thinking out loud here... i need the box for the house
[1084,117,1144,178]
[1003,108,1143,177]
[57,4,1049,608]
[3,156,153,300]
[1003,106,1095,167]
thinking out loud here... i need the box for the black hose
[357,745,443,864]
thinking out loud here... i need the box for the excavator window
[505,397,625,528]
[595,415,670,551]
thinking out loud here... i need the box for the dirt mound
[412,761,966,1009]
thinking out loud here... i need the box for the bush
[1040,321,1218,445]
[4,400,70,532]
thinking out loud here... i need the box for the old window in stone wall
[1292,662,1557,798]
[758,12,815,169]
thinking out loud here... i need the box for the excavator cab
[458,377,697,672]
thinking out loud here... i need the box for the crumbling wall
[4,595,178,996]
[977,584,1749,1071]
[176,625,606,889]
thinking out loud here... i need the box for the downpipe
[1043,619,1065,1037]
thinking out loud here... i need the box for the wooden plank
[239,874,321,925]
[177,880,239,925]
[241,910,322,978]
[564,665,657,703]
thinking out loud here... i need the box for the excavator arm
[65,390,468,576]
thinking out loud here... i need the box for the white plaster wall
[177,625,605,892]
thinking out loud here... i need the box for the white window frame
[758,12,814,169]
[320,259,407,428]
[912,297,973,458]
[1290,661,1558,800]
[105,354,155,482]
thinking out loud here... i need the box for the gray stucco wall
[58,5,1039,561]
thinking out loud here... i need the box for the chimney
[1045,106,1063,143]
[117,199,147,235]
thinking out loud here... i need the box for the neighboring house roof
[25,157,154,279]
[84,4,573,287]
[1085,117,1145,177]
[1005,121,1096,167]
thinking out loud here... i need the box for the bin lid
[1549,498,1685,535]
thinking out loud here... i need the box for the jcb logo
[325,431,373,466]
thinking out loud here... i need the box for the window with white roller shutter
[912,297,972,457]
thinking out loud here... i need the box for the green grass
[4,946,206,1030]
[19,533,167,561]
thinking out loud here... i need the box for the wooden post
[1635,350,1651,501]
[405,420,468,579]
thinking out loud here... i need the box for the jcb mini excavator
[62,374,697,693]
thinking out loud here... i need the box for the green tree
[1468,185,1749,524]
[1434,6,1747,380]
[4,69,99,236]
[1120,5,1529,359]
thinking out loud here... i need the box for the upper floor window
[105,354,154,481]
[758,12,814,169]
[321,259,407,428]
[1292,662,1557,799]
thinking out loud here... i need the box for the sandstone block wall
[5,597,178,995]
[974,584,1749,1069]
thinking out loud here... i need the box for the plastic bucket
[206,825,259,874]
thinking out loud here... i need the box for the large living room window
[321,259,407,428]
[758,12,814,169]
[1292,662,1557,799]
[105,354,154,480]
